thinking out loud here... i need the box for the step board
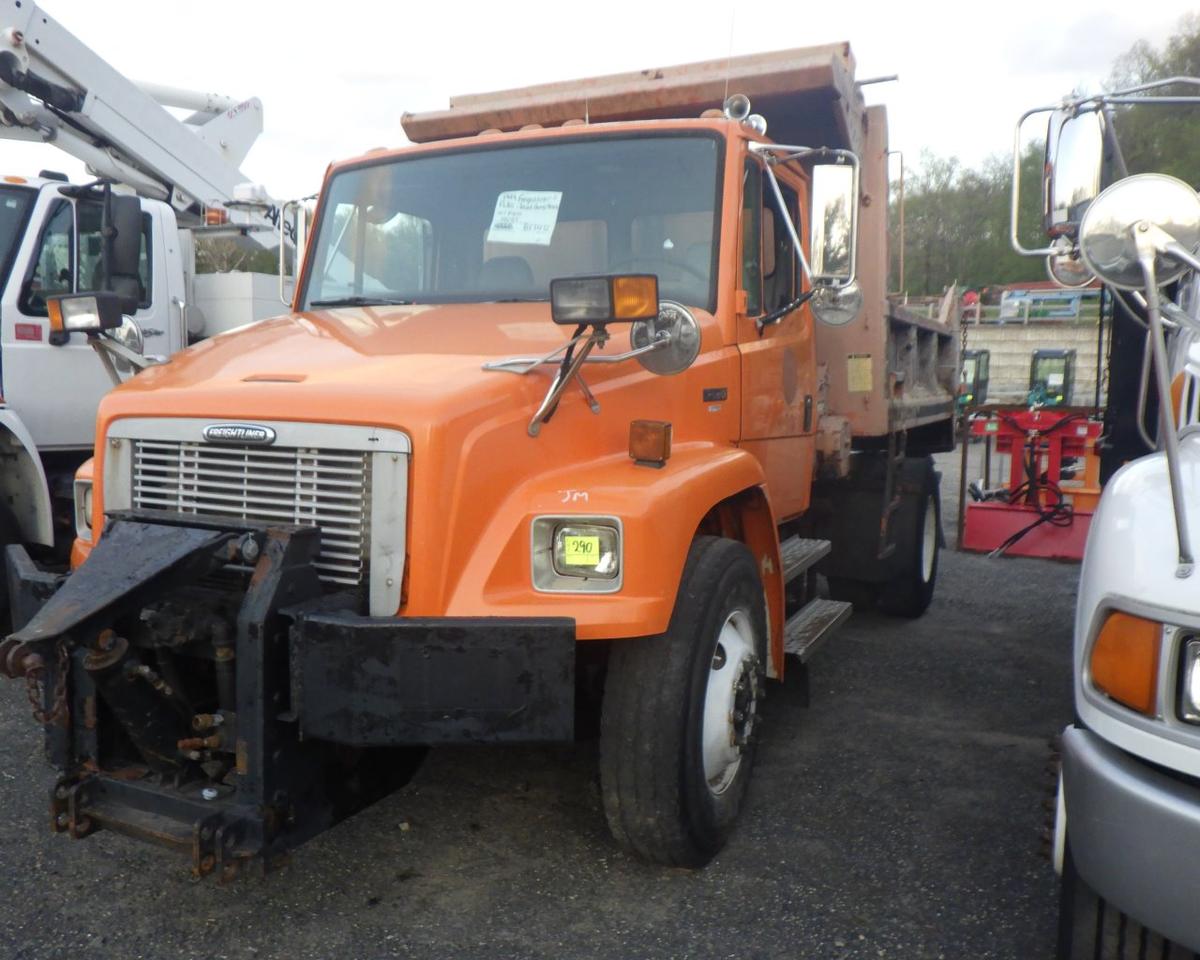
[780,537,831,584]
[783,598,853,662]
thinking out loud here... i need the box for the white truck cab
[1012,79,1200,957]
[0,4,307,566]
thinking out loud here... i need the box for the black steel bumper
[291,610,575,746]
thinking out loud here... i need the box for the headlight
[532,516,623,593]
[553,524,619,579]
[1178,637,1200,723]
[74,479,94,540]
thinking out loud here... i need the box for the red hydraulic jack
[959,407,1103,561]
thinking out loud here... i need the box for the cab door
[0,193,166,450]
[736,155,818,520]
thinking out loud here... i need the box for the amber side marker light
[1090,610,1161,715]
[629,419,672,466]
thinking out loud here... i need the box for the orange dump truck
[0,44,958,876]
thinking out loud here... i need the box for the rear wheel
[599,536,766,867]
[878,460,940,618]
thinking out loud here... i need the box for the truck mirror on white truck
[1044,109,1106,237]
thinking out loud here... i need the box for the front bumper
[3,511,576,875]
[1063,724,1200,951]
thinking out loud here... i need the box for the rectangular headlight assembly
[1179,636,1200,724]
[532,516,623,593]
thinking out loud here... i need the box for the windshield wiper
[309,296,414,307]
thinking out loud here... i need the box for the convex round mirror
[631,301,701,375]
[1046,238,1095,288]
[109,316,145,375]
[810,281,863,326]
[1079,173,1200,289]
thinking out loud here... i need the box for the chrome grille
[131,440,371,586]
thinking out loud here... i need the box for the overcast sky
[0,0,1188,199]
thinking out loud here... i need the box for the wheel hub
[702,610,760,796]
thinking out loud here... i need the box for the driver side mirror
[809,163,858,285]
[1044,109,1105,238]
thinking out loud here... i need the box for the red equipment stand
[960,407,1103,562]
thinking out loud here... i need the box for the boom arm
[0,2,272,229]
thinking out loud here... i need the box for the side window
[763,183,797,314]
[19,200,73,316]
[741,159,762,316]
[77,204,153,309]
[137,213,152,304]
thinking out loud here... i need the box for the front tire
[599,536,766,867]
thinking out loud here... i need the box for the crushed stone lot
[0,456,1076,959]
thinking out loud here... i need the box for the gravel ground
[0,450,1077,960]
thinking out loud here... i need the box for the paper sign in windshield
[487,190,562,246]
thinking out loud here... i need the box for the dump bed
[402,44,865,154]
[402,46,958,445]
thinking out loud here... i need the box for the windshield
[0,185,35,293]
[302,135,721,312]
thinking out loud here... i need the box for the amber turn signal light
[629,419,672,466]
[1090,610,1161,715]
[611,275,658,321]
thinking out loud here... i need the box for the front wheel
[599,536,766,867]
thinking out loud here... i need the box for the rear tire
[1058,839,1188,959]
[599,536,766,867]
[877,460,940,618]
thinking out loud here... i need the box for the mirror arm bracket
[527,327,606,437]
[1135,227,1194,577]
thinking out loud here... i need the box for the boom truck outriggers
[0,1,300,567]
[0,44,958,876]
[1011,80,1200,956]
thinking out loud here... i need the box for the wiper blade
[309,296,414,307]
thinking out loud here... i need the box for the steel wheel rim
[921,494,937,583]
[702,609,758,796]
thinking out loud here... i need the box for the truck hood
[105,303,610,433]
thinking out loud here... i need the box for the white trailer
[0,3,303,563]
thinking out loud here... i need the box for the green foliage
[1107,12,1200,184]
[194,237,281,274]
[891,145,1045,296]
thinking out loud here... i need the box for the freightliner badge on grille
[201,423,277,444]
